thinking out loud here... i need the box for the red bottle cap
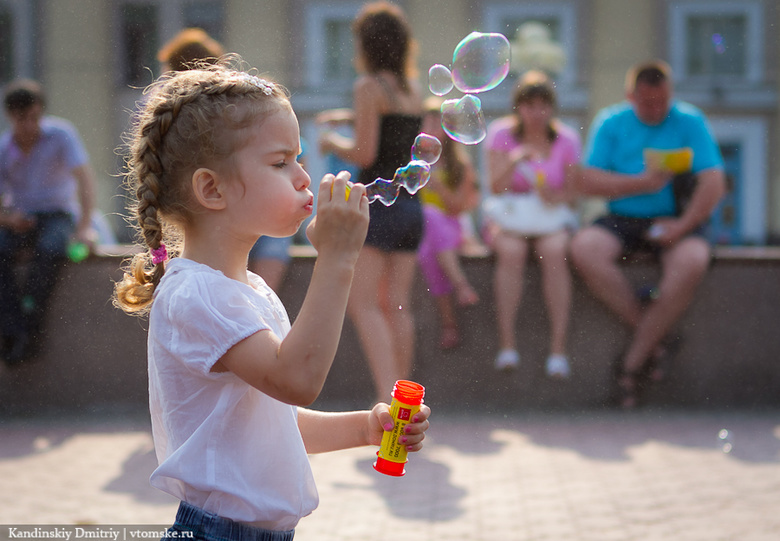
[391,380,425,405]
[374,454,406,476]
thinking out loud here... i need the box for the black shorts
[593,214,706,258]
[365,197,423,252]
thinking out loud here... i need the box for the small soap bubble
[451,32,511,93]
[718,428,733,453]
[411,133,442,165]
[440,94,486,145]
[428,64,454,96]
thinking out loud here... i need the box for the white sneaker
[495,349,520,371]
[546,354,571,378]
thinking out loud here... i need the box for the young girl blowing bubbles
[113,60,431,540]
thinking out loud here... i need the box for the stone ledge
[1,244,778,415]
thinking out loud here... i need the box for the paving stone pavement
[0,408,778,541]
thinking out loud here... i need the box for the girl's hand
[306,171,369,260]
[367,402,432,452]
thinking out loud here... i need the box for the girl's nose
[296,166,312,191]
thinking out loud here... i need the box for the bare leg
[347,247,399,400]
[383,252,419,386]
[347,247,419,401]
[570,226,642,327]
[534,231,572,356]
[492,232,529,351]
[621,236,710,373]
[435,249,478,305]
[434,293,460,349]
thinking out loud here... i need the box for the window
[303,3,361,90]
[117,0,225,87]
[0,5,13,83]
[708,117,768,245]
[685,14,745,78]
[669,1,763,85]
[483,2,578,88]
[481,2,586,111]
[120,3,160,86]
[183,0,224,42]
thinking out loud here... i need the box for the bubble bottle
[374,379,426,477]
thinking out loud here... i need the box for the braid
[114,59,289,315]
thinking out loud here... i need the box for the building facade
[1,0,777,244]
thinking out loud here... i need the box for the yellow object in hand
[331,182,352,200]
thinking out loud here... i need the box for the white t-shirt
[147,257,318,530]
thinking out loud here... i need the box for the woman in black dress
[319,1,424,401]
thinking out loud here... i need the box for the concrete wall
[1,250,778,416]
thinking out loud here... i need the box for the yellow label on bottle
[376,398,421,464]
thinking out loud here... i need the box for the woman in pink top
[484,71,581,377]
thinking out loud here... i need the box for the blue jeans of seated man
[0,211,73,341]
[166,501,295,541]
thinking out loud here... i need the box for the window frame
[302,2,362,92]
[668,0,764,86]
[481,1,586,111]
[708,116,768,245]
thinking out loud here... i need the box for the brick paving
[0,409,778,540]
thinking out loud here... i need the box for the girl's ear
[191,168,226,210]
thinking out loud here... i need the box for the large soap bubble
[428,64,454,96]
[451,32,511,93]
[440,95,486,145]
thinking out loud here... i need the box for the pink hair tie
[151,243,168,265]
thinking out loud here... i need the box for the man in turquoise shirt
[571,60,725,408]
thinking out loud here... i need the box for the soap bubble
[393,160,431,195]
[451,32,511,93]
[440,95,486,145]
[718,428,733,453]
[362,135,438,206]
[365,177,401,206]
[428,64,454,96]
[364,160,432,206]
[411,133,442,165]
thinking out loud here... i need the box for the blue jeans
[166,501,295,541]
[0,211,73,338]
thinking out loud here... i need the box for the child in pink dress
[418,100,480,349]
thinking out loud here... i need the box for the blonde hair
[114,58,290,315]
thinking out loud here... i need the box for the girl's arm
[215,174,370,406]
[297,403,432,454]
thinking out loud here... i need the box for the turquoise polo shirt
[584,100,723,218]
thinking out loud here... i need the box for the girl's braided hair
[113,57,290,315]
